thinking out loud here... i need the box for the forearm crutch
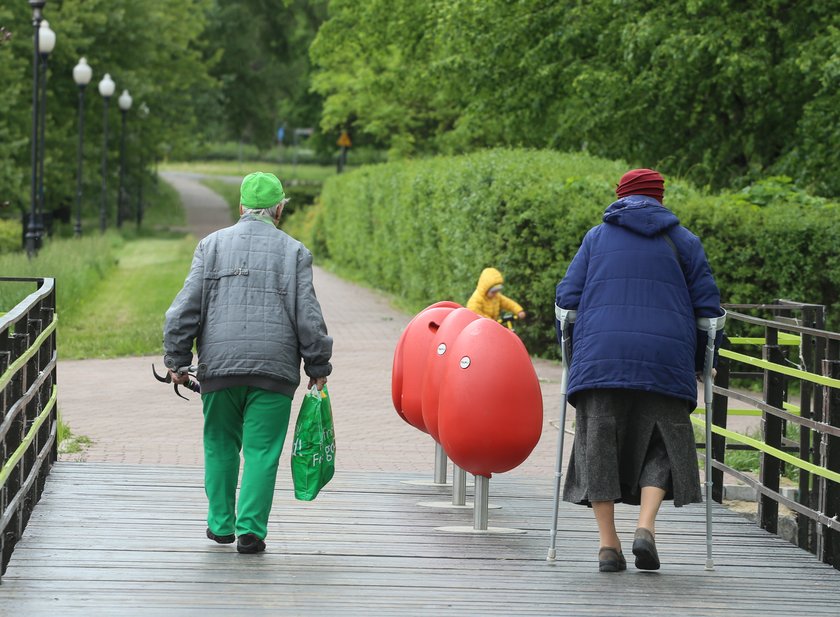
[547,306,576,561]
[697,312,726,571]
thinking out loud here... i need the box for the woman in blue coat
[555,168,723,572]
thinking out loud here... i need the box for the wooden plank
[2,462,840,616]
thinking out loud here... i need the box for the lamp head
[38,20,55,55]
[73,57,93,86]
[118,89,133,111]
[98,73,116,98]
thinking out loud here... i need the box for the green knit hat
[240,172,285,209]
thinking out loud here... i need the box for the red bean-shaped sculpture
[437,318,543,477]
[391,331,408,424]
[391,301,461,432]
[421,308,481,443]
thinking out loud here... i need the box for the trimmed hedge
[318,149,840,358]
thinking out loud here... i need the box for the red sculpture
[421,307,481,442]
[391,301,460,432]
[437,318,543,477]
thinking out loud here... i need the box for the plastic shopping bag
[291,385,335,501]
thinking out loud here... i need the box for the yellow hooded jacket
[466,267,524,321]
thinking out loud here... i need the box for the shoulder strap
[660,231,687,281]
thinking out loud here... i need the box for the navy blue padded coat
[555,195,722,408]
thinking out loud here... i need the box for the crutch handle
[696,312,726,334]
[554,305,577,328]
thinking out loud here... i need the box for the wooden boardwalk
[3,463,840,616]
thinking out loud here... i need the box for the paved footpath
[57,172,567,481]
[58,172,749,483]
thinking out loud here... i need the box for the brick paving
[57,172,753,482]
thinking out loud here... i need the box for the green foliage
[719,424,801,483]
[59,236,196,358]
[140,175,187,230]
[197,161,334,222]
[311,1,840,196]
[316,149,840,358]
[162,161,336,183]
[318,149,628,355]
[0,219,21,254]
[57,420,92,453]
[205,0,327,147]
[283,198,327,258]
[199,178,241,222]
[0,0,218,235]
[0,233,119,314]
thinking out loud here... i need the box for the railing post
[22,314,41,529]
[759,328,784,534]
[798,305,824,552]
[821,358,840,567]
[2,330,29,578]
[711,338,731,503]
[0,348,7,579]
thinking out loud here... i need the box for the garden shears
[152,363,202,400]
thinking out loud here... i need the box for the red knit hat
[616,168,665,203]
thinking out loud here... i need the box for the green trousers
[202,386,292,540]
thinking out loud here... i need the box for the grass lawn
[58,235,196,359]
[160,160,337,183]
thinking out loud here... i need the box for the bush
[283,199,328,258]
[317,148,840,358]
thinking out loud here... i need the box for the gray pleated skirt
[562,388,702,507]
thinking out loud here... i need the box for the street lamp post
[25,0,46,257]
[72,58,93,236]
[117,89,132,229]
[98,73,115,233]
[35,19,55,249]
[137,102,149,228]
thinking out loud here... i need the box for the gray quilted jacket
[163,213,332,396]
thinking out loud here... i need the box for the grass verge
[0,234,121,313]
[161,160,337,183]
[58,235,195,358]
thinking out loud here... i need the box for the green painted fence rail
[705,301,840,569]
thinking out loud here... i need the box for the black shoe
[206,528,235,544]
[632,528,661,570]
[237,533,266,554]
[598,547,627,573]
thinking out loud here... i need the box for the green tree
[204,0,327,149]
[0,0,219,232]
[311,0,840,195]
[311,0,456,157]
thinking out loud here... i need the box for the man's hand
[308,376,328,391]
[696,368,717,382]
[517,311,526,320]
[169,369,190,385]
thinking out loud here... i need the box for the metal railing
[693,300,840,568]
[0,277,58,584]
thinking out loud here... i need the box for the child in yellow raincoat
[467,267,526,322]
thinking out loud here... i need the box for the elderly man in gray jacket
[164,171,332,554]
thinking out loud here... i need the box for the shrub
[317,149,840,358]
